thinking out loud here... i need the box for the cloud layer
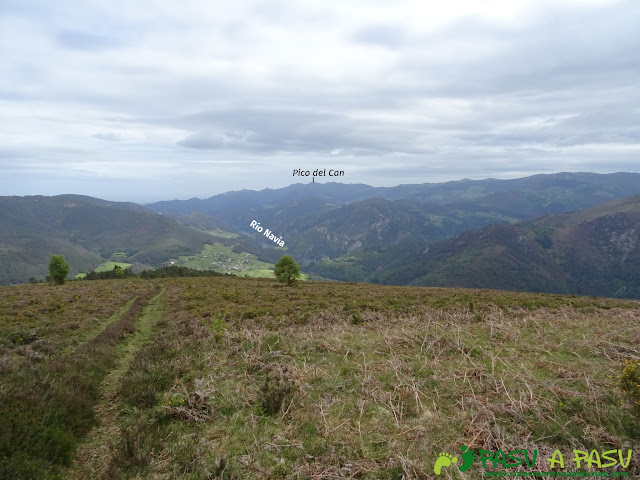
[1,0,638,201]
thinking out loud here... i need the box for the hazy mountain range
[2,172,640,298]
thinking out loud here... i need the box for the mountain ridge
[0,195,214,285]
[311,194,640,298]
[3,172,640,296]
[148,172,640,249]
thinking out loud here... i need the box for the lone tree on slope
[48,255,70,285]
[274,255,300,287]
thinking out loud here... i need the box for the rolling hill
[262,197,516,260]
[4,172,640,291]
[0,195,215,285]
[311,194,640,298]
[149,172,640,230]
[148,172,640,265]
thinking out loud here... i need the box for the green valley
[175,243,276,277]
[173,243,308,279]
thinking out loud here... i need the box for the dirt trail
[64,286,166,480]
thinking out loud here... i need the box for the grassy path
[59,297,138,355]
[64,286,166,480]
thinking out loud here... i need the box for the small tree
[274,255,300,286]
[48,255,70,285]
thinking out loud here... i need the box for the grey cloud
[0,148,22,160]
[352,25,407,47]
[474,104,640,147]
[175,108,345,152]
[175,107,441,156]
[0,89,37,101]
[1,0,639,201]
[178,131,265,151]
[553,109,640,146]
[391,3,640,99]
[56,30,124,51]
[0,0,47,14]
[93,133,120,142]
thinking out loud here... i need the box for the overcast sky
[1,0,639,202]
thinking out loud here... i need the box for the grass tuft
[2,276,640,478]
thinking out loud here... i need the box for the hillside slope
[149,172,640,229]
[148,172,640,264]
[311,194,640,298]
[264,198,515,260]
[0,195,214,284]
[1,277,639,478]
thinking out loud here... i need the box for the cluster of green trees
[139,265,231,279]
[85,266,134,280]
[45,255,301,285]
[85,265,233,280]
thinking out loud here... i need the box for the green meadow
[1,277,639,479]
[176,243,276,278]
[93,261,132,272]
[205,229,240,239]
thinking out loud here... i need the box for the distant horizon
[4,169,640,205]
[2,2,639,205]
